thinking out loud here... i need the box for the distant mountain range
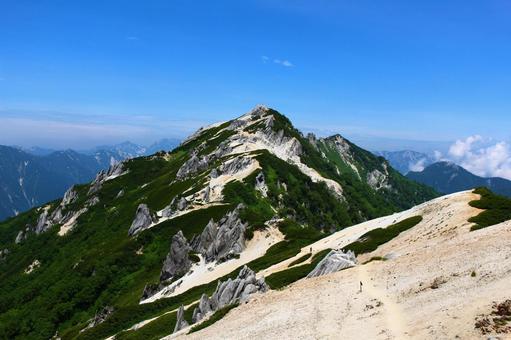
[0,139,180,221]
[407,161,511,197]
[373,150,435,175]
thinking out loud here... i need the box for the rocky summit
[0,106,447,339]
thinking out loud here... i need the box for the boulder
[128,204,156,236]
[173,305,189,333]
[160,231,192,282]
[307,249,357,278]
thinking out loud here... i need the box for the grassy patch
[343,216,423,255]
[363,256,386,264]
[469,187,511,231]
[287,253,312,267]
[189,303,239,334]
[115,310,177,340]
[265,249,331,290]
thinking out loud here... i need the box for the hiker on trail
[359,281,363,293]
[310,247,312,253]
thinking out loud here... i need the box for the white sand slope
[179,191,511,339]
[141,226,284,303]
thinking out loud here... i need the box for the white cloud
[261,56,294,67]
[433,150,444,161]
[448,135,482,158]
[446,135,511,180]
[409,158,428,172]
[273,59,294,67]
[126,36,139,41]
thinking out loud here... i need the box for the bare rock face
[191,266,267,324]
[176,152,210,180]
[307,250,357,278]
[85,196,100,207]
[35,209,51,234]
[218,156,254,176]
[160,231,192,282]
[85,306,114,330]
[33,185,82,235]
[88,162,125,195]
[128,204,156,236]
[173,305,189,333]
[192,294,213,323]
[0,248,9,261]
[255,172,268,197]
[161,196,189,218]
[211,265,268,308]
[15,224,32,244]
[61,186,78,206]
[193,205,247,263]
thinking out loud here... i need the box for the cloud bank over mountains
[435,135,511,180]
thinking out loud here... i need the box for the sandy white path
[177,191,511,339]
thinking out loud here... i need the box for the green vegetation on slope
[469,187,511,231]
[189,303,239,334]
[343,216,423,255]
[287,253,312,267]
[0,108,438,340]
[115,310,178,340]
[265,248,332,290]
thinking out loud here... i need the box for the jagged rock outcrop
[88,162,125,195]
[85,196,99,207]
[128,204,156,236]
[160,231,192,282]
[307,249,357,278]
[35,209,51,234]
[61,186,78,206]
[141,283,160,301]
[255,172,268,197]
[192,294,213,323]
[173,305,189,333]
[161,196,189,218]
[367,164,391,191]
[116,189,125,198]
[218,156,254,176]
[32,186,84,235]
[191,266,267,324]
[176,152,210,180]
[0,248,9,261]
[193,205,247,263]
[15,224,32,244]
[85,306,114,330]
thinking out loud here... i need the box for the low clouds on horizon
[0,110,206,149]
[432,135,511,180]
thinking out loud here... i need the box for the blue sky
[1,0,510,152]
